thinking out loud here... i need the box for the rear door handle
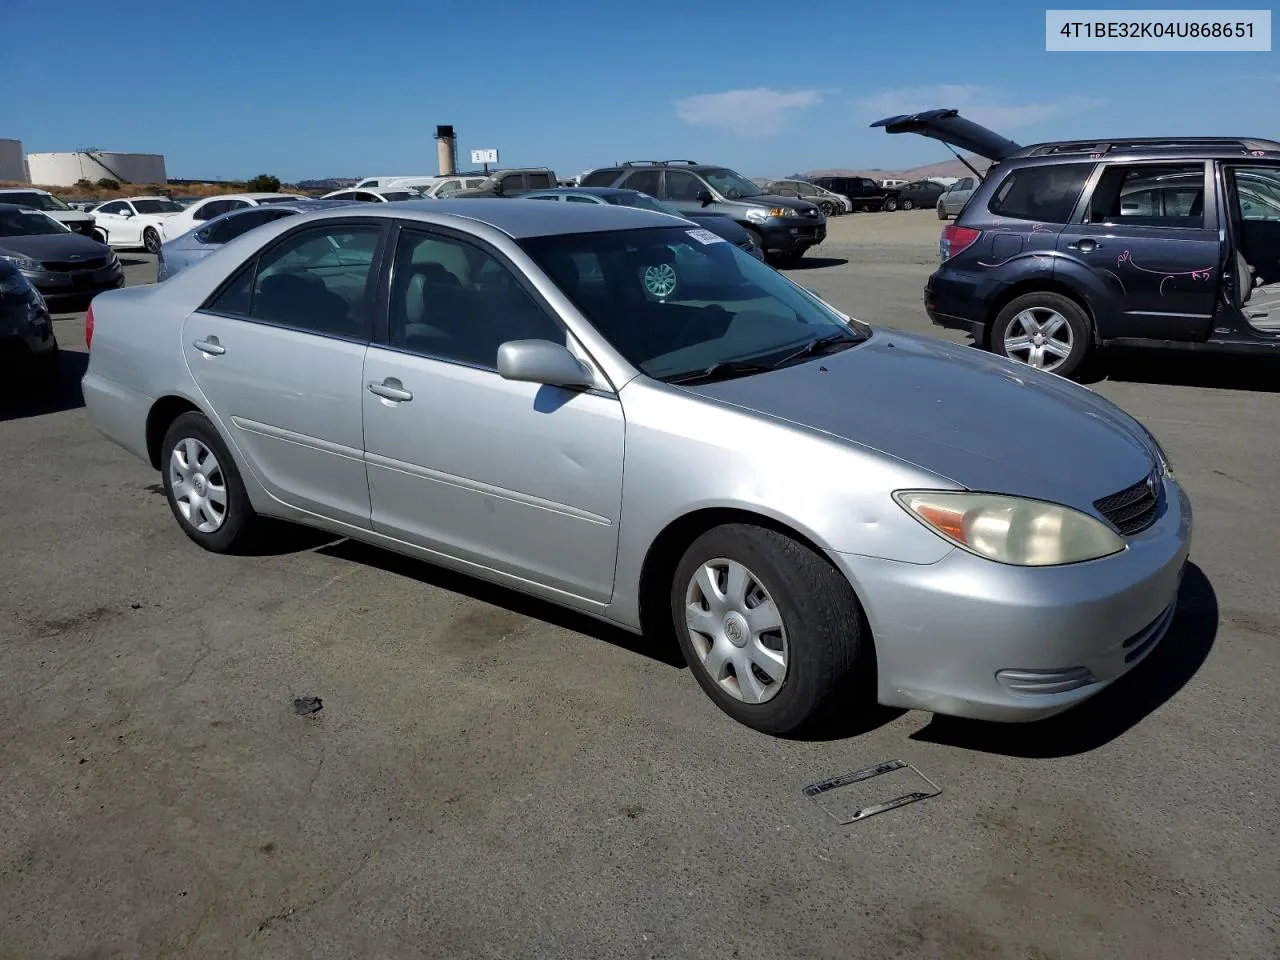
[368,379,412,402]
[1067,239,1100,253]
[193,337,225,355]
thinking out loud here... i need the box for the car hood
[0,232,110,259]
[871,108,1022,162]
[682,330,1158,510]
[745,194,820,213]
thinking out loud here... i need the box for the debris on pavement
[292,697,323,716]
[803,759,941,825]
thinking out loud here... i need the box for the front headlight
[745,207,791,222]
[894,491,1126,566]
[0,253,42,273]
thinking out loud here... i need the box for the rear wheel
[161,411,260,553]
[937,202,948,220]
[671,523,868,736]
[990,292,1092,379]
[882,197,898,212]
[143,227,162,254]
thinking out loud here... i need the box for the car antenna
[941,142,986,182]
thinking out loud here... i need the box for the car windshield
[131,199,184,213]
[701,168,762,200]
[0,208,71,236]
[520,225,869,382]
[2,191,71,211]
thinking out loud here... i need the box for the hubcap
[643,263,678,298]
[684,558,788,704]
[1004,307,1073,371]
[170,437,227,533]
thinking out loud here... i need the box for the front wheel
[990,292,1092,379]
[143,227,162,254]
[881,197,898,212]
[937,203,948,220]
[161,411,260,553]
[900,198,915,211]
[671,523,869,736]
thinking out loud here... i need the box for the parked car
[935,176,979,220]
[578,161,826,265]
[420,176,489,198]
[90,196,188,252]
[451,168,558,198]
[0,204,123,306]
[82,200,1189,736]
[873,107,1280,376]
[159,192,309,241]
[0,188,97,238]
[319,188,420,202]
[156,199,360,281]
[0,256,58,393]
[808,176,897,212]
[893,179,947,211]
[759,179,851,217]
[522,186,765,258]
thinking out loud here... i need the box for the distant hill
[795,155,991,181]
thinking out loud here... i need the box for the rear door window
[987,163,1093,223]
[525,172,553,190]
[580,168,622,188]
[620,170,661,197]
[1088,163,1207,228]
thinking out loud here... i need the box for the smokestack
[435,124,456,176]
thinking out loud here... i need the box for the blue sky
[6,0,1278,181]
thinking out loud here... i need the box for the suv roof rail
[618,159,698,167]
[1018,137,1280,158]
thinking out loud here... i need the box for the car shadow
[783,257,849,271]
[119,257,150,267]
[315,537,689,669]
[1080,348,1280,393]
[0,348,88,421]
[908,562,1218,758]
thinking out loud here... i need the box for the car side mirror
[496,339,595,389]
[696,190,714,206]
[120,209,133,217]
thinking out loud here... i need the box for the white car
[0,188,97,238]
[160,193,307,241]
[419,176,488,198]
[319,187,420,203]
[89,196,187,252]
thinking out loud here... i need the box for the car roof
[119,195,173,202]
[0,188,52,194]
[529,186,635,197]
[295,198,678,238]
[200,192,306,202]
[0,202,57,214]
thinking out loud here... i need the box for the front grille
[1094,472,1160,536]
[42,257,108,272]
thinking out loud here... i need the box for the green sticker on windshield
[643,262,678,298]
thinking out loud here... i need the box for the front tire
[881,197,898,212]
[143,227,162,254]
[161,411,259,553]
[671,523,868,736]
[937,203,948,220]
[900,198,915,211]
[990,292,1092,379]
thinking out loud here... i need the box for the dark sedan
[892,179,947,211]
[522,187,765,259]
[0,257,58,394]
[0,204,124,305]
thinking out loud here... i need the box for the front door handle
[193,337,225,356]
[368,379,413,402]
[1067,238,1100,253]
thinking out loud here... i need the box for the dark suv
[874,108,1280,379]
[809,176,897,211]
[577,161,826,265]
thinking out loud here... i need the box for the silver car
[82,200,1191,735]
[936,175,979,219]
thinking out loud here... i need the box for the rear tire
[161,411,260,553]
[937,203,948,220]
[670,523,869,736]
[882,197,898,212]
[990,291,1092,379]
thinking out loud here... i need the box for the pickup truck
[450,168,558,198]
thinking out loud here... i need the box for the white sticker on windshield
[685,228,724,245]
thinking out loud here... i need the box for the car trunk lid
[871,109,1023,162]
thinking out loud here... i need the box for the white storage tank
[25,151,167,187]
[0,139,28,182]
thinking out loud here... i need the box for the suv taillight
[940,225,981,263]
[85,302,94,349]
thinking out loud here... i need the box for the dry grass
[0,180,323,200]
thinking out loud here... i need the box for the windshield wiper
[662,360,775,385]
[773,331,863,368]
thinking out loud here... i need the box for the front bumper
[830,477,1192,722]
[757,217,826,254]
[26,261,125,300]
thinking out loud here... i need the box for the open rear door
[871,109,1023,163]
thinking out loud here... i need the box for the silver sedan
[81,200,1191,735]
